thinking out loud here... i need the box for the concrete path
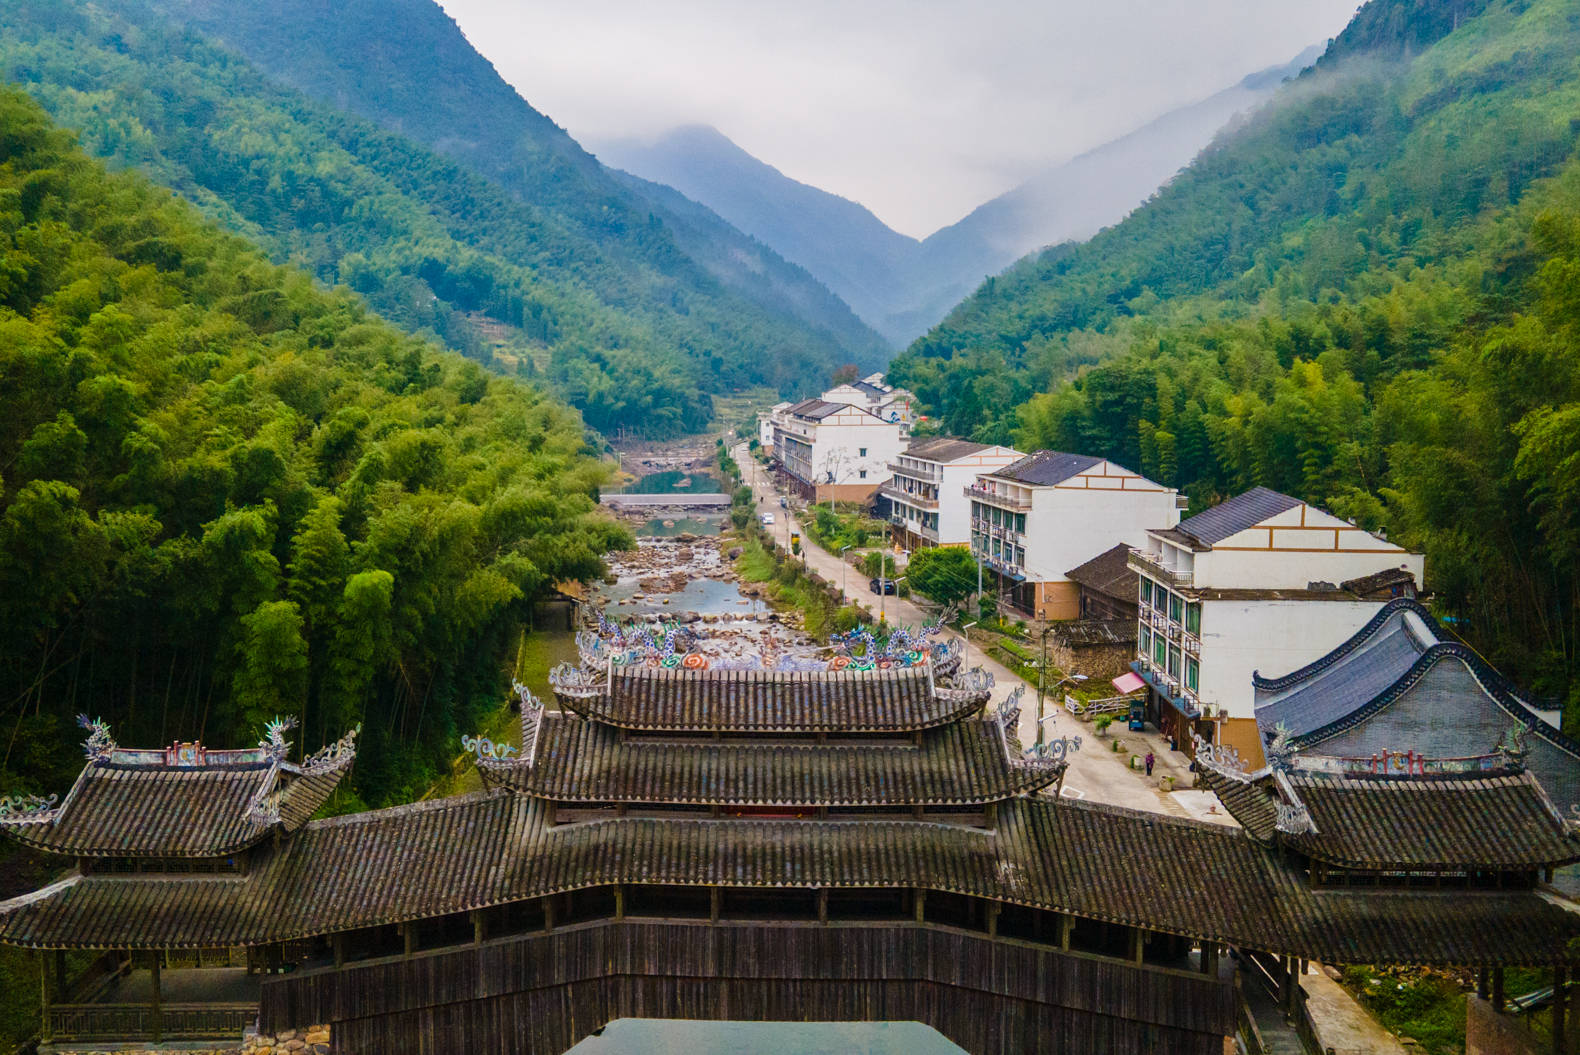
[736,443,1187,817]
[1302,967,1411,1054]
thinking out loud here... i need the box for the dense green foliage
[0,0,884,438]
[905,546,980,608]
[0,88,629,813]
[889,0,1580,709]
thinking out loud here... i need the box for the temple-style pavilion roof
[1251,598,1580,817]
[476,697,1063,807]
[3,791,1577,966]
[550,664,992,733]
[1194,735,1580,872]
[0,718,357,859]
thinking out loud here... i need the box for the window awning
[1111,672,1146,695]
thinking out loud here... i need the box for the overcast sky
[437,1,1359,238]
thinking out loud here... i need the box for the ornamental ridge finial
[77,714,116,762]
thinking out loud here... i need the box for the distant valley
[593,48,1319,345]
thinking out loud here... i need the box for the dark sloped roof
[5,794,1578,966]
[1047,619,1135,648]
[902,437,992,463]
[788,399,852,421]
[1284,769,1580,871]
[1193,765,1282,843]
[988,450,1102,486]
[0,730,356,858]
[561,666,987,732]
[1,764,276,858]
[1065,544,1137,603]
[488,714,1060,806]
[1255,603,1432,741]
[1176,487,1302,546]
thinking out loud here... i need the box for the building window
[1185,602,1201,636]
[1139,625,1150,658]
[1015,513,1026,533]
[1153,634,1166,666]
[859,470,867,479]
[1167,646,1181,679]
[1168,593,1183,624]
[858,447,867,457]
[1185,656,1199,693]
[1140,578,1153,606]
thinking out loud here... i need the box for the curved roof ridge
[1254,598,1440,693]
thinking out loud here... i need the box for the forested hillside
[0,0,884,438]
[0,87,629,816]
[888,0,1580,709]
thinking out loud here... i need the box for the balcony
[888,462,942,483]
[1129,548,1193,587]
[1183,635,1201,656]
[879,482,938,509]
[964,484,1031,511]
[974,549,1024,579]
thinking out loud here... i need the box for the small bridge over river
[600,492,731,508]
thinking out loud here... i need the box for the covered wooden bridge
[4,654,1580,1054]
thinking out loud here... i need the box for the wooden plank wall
[261,919,1235,1055]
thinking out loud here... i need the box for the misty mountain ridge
[595,47,1320,346]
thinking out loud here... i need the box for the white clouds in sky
[437,0,1358,237]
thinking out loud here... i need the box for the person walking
[1144,751,1155,777]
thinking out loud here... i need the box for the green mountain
[887,0,1580,707]
[0,84,628,814]
[0,0,886,438]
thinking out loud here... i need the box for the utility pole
[840,545,852,602]
[1037,627,1051,749]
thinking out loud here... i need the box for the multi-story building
[1128,486,1424,767]
[770,398,906,504]
[966,451,1181,621]
[880,438,1023,550]
[758,402,790,453]
[822,373,914,427]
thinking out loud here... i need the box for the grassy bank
[734,531,865,641]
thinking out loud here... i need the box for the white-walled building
[758,402,791,453]
[771,399,906,504]
[967,451,1182,621]
[1128,486,1424,768]
[822,374,914,427]
[881,438,1023,550]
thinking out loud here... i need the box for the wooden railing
[48,1002,256,1042]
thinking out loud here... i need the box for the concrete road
[733,442,1189,817]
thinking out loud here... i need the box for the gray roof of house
[904,437,992,463]
[789,399,849,421]
[1176,487,1302,546]
[990,450,1102,487]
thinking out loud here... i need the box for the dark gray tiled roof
[1254,606,1430,741]
[7,792,1580,967]
[563,667,988,733]
[903,437,992,463]
[989,450,1102,486]
[1283,769,1580,871]
[1176,487,1302,546]
[1065,543,1137,602]
[491,714,1060,806]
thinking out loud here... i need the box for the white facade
[822,374,914,427]
[1129,487,1425,764]
[883,441,1023,547]
[967,453,1181,620]
[771,400,906,501]
[758,402,790,452]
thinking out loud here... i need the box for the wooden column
[1128,928,1144,965]
[472,910,486,945]
[710,887,722,923]
[150,954,163,1043]
[1493,967,1506,1012]
[38,951,51,1043]
[817,889,829,925]
[986,902,1001,938]
[1059,914,1073,951]
[332,933,346,968]
[1477,968,1490,1000]
[544,896,556,933]
[1555,966,1569,1055]
[53,950,66,1000]
[914,889,926,924]
[402,923,417,957]
[614,886,626,920]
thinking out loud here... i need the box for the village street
[733,441,1210,819]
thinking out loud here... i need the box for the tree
[906,547,978,607]
[230,599,309,732]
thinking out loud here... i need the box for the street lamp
[881,575,906,624]
[961,621,978,673]
[840,545,852,602]
[1037,626,1052,749]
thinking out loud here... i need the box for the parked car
[869,577,896,595]
[760,513,775,526]
[778,497,788,509]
